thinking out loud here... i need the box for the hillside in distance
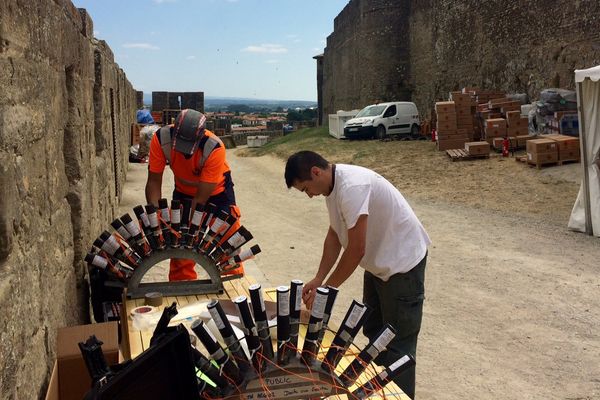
[142,93,316,111]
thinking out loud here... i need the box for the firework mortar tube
[248,284,275,361]
[169,199,181,247]
[179,198,192,240]
[211,226,252,261]
[185,203,206,249]
[120,213,151,256]
[351,354,416,398]
[157,198,172,247]
[339,324,396,387]
[234,295,265,373]
[133,205,158,251]
[218,244,261,272]
[276,286,292,366]
[301,287,329,365]
[288,279,303,350]
[207,300,251,372]
[145,204,165,250]
[110,218,144,259]
[191,319,243,384]
[317,286,339,346]
[321,300,370,373]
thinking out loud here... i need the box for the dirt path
[120,148,600,399]
[227,150,600,400]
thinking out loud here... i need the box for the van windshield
[355,105,386,118]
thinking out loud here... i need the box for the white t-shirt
[326,164,431,281]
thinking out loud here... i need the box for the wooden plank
[223,280,242,299]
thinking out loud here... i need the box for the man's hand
[302,277,323,310]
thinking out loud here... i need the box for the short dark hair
[284,151,329,188]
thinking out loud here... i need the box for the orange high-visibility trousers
[169,205,244,281]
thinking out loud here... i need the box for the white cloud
[93,30,100,37]
[122,43,160,50]
[242,44,288,54]
[186,55,196,60]
[265,59,279,64]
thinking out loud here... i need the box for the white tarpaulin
[568,66,600,236]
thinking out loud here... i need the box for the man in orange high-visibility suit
[145,109,243,281]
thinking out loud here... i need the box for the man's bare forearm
[145,172,163,206]
[314,227,342,283]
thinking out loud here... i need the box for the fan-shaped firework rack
[85,198,261,298]
[146,281,414,400]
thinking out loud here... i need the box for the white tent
[568,65,600,236]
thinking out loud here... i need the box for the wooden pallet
[516,156,580,169]
[446,148,489,161]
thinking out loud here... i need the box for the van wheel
[410,124,420,139]
[376,125,386,140]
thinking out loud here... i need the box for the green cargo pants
[363,253,427,400]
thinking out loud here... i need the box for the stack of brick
[435,101,467,150]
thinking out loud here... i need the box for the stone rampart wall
[0,1,137,397]
[322,0,600,119]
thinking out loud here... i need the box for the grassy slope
[237,127,580,224]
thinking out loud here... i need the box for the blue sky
[71,0,349,101]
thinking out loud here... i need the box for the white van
[343,101,420,139]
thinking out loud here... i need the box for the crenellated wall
[322,0,600,118]
[0,1,137,398]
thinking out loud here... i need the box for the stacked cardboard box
[485,118,507,144]
[546,134,580,161]
[526,138,558,166]
[436,101,468,150]
[450,92,475,140]
[506,111,529,136]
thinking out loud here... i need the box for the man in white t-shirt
[284,150,431,399]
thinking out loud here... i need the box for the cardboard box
[506,111,520,124]
[436,112,457,122]
[465,141,490,155]
[437,138,466,151]
[436,120,458,132]
[437,132,469,140]
[435,101,456,114]
[507,126,528,136]
[455,107,472,117]
[527,151,559,164]
[559,149,580,161]
[46,322,119,400]
[488,97,509,107]
[492,136,517,149]
[546,135,580,160]
[516,135,536,147]
[527,138,557,154]
[485,118,507,137]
